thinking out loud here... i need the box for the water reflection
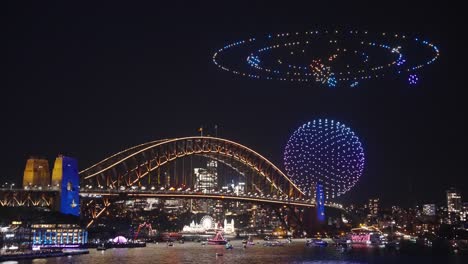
[12,240,467,264]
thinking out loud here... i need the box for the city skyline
[3,1,466,207]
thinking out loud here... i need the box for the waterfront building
[31,223,87,247]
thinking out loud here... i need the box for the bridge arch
[80,136,304,198]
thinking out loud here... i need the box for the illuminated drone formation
[284,119,365,199]
[212,30,440,87]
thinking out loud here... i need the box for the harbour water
[5,239,467,264]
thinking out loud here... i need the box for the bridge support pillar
[316,183,325,223]
[51,155,80,216]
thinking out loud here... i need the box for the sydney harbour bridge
[1,136,344,229]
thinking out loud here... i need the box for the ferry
[263,240,285,247]
[306,238,328,247]
[96,243,107,251]
[207,231,228,245]
[348,226,386,246]
[247,235,255,245]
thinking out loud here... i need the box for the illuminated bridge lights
[212,30,440,88]
[79,189,345,210]
[78,136,314,227]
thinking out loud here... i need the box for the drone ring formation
[212,30,439,87]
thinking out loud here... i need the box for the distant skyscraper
[368,198,379,216]
[423,204,436,216]
[367,198,379,224]
[461,202,468,222]
[194,160,218,193]
[447,188,462,213]
[23,157,50,187]
[235,182,245,195]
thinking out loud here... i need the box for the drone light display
[213,30,439,88]
[284,119,365,199]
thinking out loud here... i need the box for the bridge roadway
[0,188,345,210]
[79,189,344,210]
[80,190,314,207]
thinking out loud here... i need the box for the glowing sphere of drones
[284,119,365,199]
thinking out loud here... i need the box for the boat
[263,240,284,247]
[96,243,107,251]
[0,249,64,261]
[63,249,90,255]
[207,231,228,245]
[306,238,328,247]
[161,232,183,242]
[247,235,255,245]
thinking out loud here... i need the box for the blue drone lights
[247,55,261,67]
[212,30,440,88]
[408,74,419,85]
[284,119,365,199]
[327,74,337,87]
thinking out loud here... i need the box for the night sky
[3,1,466,207]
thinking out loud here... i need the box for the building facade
[31,223,87,247]
[194,160,218,193]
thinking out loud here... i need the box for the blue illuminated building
[31,223,88,247]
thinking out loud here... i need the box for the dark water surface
[6,239,467,264]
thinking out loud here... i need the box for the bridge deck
[80,190,320,208]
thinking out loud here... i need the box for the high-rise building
[23,157,50,187]
[194,160,218,193]
[447,188,462,213]
[461,202,468,222]
[234,182,245,195]
[422,204,436,216]
[367,198,379,224]
[368,198,379,216]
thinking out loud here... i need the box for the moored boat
[208,231,228,245]
[96,243,107,251]
[306,238,328,247]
